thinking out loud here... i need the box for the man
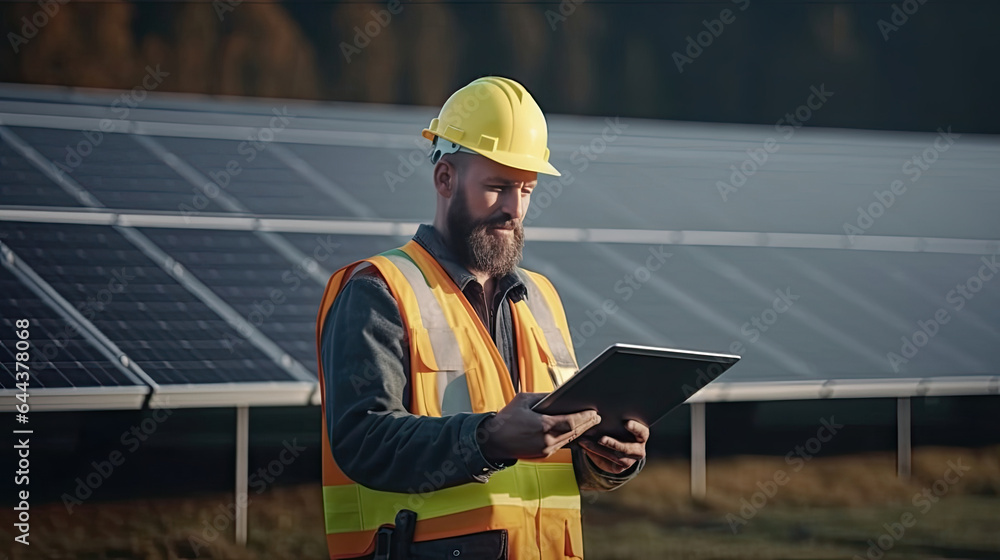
[315,76,648,560]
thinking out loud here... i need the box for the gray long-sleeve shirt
[320,223,643,495]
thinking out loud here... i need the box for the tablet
[531,343,740,441]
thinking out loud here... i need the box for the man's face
[445,155,537,279]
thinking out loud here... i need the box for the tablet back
[532,344,740,441]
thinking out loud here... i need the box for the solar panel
[0,264,140,390]
[0,221,298,386]
[1,88,997,409]
[7,126,230,214]
[0,136,81,208]
[525,241,1000,381]
[281,232,401,269]
[154,136,350,218]
[138,228,327,370]
[283,143,434,220]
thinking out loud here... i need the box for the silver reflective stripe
[521,271,578,370]
[382,252,472,413]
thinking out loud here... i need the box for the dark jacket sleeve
[321,271,506,493]
[570,443,645,492]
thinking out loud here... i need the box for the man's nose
[500,189,524,220]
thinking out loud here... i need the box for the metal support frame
[690,402,706,500]
[897,397,911,480]
[235,406,249,546]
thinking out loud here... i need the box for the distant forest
[1,0,997,133]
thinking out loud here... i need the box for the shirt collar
[413,223,527,301]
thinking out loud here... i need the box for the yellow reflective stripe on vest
[323,462,580,534]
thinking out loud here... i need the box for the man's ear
[433,160,456,198]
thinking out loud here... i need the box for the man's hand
[480,392,601,462]
[578,420,648,474]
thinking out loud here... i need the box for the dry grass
[598,445,1000,517]
[3,446,999,559]
[585,445,1000,559]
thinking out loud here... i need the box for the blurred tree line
[0,0,997,133]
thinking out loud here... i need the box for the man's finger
[545,413,601,453]
[545,409,599,435]
[625,420,650,443]
[579,439,629,468]
[598,436,644,459]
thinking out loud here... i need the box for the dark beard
[445,185,524,279]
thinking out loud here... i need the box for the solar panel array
[0,264,137,390]
[1,83,998,410]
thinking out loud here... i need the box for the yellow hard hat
[423,76,561,176]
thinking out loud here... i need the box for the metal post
[235,406,249,545]
[691,402,706,500]
[897,397,911,480]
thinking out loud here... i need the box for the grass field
[4,446,999,559]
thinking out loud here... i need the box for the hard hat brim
[422,130,562,177]
[471,146,562,177]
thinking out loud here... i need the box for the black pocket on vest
[408,529,508,560]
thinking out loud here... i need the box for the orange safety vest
[315,240,584,559]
